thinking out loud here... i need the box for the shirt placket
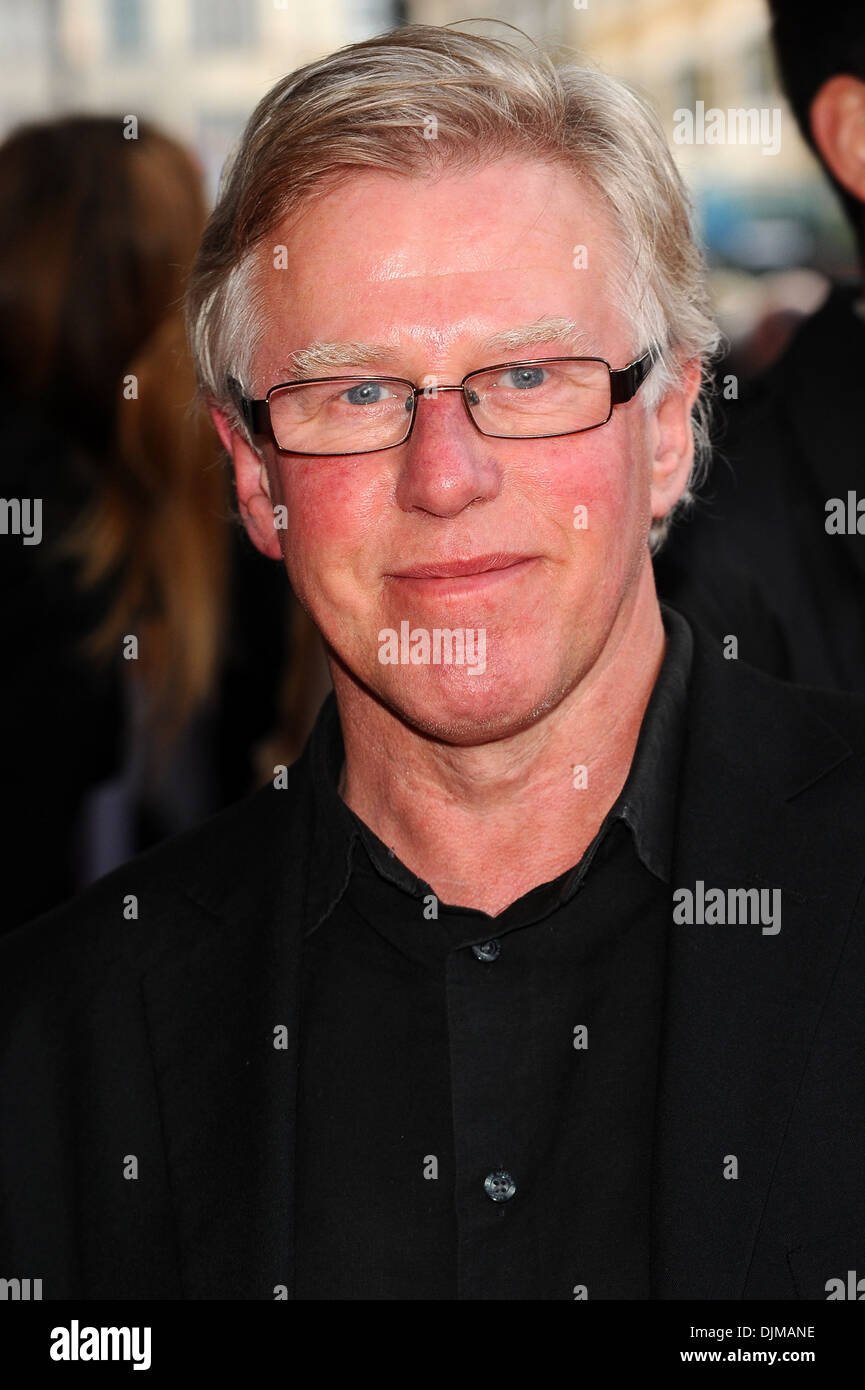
[445,926,548,1300]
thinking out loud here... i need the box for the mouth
[385,553,538,595]
[389,553,535,579]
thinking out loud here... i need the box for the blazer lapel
[652,635,858,1298]
[140,782,312,1299]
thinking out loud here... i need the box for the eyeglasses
[232,349,657,457]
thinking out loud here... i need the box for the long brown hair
[0,115,228,754]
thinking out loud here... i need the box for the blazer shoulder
[735,647,865,749]
[793,680,865,759]
[687,620,865,797]
[0,758,312,1003]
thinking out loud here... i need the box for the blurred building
[0,0,857,355]
[0,0,407,195]
[411,0,858,356]
[570,0,851,273]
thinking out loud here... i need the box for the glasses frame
[232,349,657,458]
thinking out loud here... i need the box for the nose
[394,387,504,518]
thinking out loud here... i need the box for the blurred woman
[0,116,284,932]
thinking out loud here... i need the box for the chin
[377,666,573,747]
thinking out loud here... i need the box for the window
[190,0,256,51]
[0,0,48,57]
[108,0,145,55]
[341,0,406,42]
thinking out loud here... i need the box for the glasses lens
[268,378,413,454]
[464,359,611,438]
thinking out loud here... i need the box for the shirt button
[484,1170,517,1202]
[472,939,501,961]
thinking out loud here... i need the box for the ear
[649,358,702,526]
[208,403,283,561]
[810,75,865,206]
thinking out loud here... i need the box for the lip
[386,553,538,597]
[388,553,535,579]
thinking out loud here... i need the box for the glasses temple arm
[227,378,267,435]
[609,349,657,405]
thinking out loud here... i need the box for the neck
[333,567,666,916]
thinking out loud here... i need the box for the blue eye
[342,381,390,405]
[504,366,547,389]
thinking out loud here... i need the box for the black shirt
[294,607,693,1300]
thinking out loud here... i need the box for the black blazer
[2,617,865,1299]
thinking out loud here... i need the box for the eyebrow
[277,316,601,379]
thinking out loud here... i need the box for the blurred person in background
[656,0,865,688]
[0,116,287,933]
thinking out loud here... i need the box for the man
[656,0,865,688]
[1,24,864,1301]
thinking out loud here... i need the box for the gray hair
[186,23,722,549]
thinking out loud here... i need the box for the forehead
[252,158,625,377]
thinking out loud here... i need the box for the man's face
[233,158,692,744]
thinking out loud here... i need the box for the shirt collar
[304,603,693,933]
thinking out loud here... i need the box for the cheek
[538,423,646,544]
[276,457,390,595]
